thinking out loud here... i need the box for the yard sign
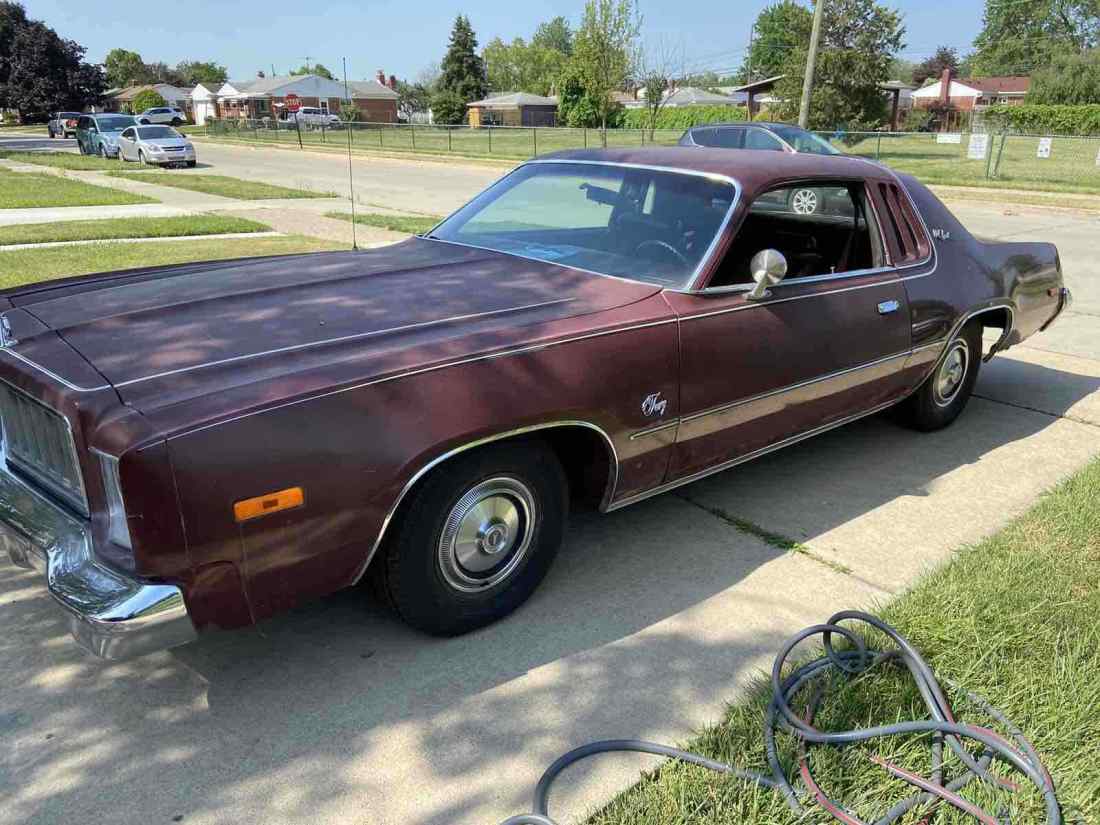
[967,133,989,160]
[1037,137,1053,159]
[936,133,962,144]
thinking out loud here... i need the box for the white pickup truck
[280,107,341,128]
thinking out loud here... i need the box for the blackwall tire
[897,320,983,432]
[380,441,568,636]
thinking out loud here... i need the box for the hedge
[618,105,747,130]
[983,104,1100,136]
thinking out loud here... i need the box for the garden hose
[498,610,1062,825]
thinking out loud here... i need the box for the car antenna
[342,56,359,251]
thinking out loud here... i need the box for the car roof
[689,121,797,132]
[536,146,892,198]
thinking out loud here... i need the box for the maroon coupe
[1,148,1070,658]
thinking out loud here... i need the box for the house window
[256,98,269,113]
[320,100,329,114]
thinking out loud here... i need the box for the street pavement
[1,145,1098,825]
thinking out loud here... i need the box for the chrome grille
[0,381,88,515]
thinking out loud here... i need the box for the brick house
[102,83,191,115]
[912,69,1030,111]
[467,92,558,127]
[210,72,398,122]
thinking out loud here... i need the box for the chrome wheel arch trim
[350,419,620,585]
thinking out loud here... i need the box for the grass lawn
[0,149,121,171]
[0,234,341,288]
[0,167,155,209]
[587,458,1100,825]
[0,215,271,246]
[107,171,335,200]
[324,211,442,235]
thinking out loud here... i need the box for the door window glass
[744,129,785,151]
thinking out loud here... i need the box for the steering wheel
[635,239,689,266]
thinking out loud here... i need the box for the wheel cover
[934,340,969,407]
[791,189,818,214]
[437,476,536,592]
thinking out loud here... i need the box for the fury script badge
[642,392,668,417]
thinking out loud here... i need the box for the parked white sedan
[116,125,197,167]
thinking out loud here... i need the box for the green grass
[0,235,341,287]
[589,458,1100,825]
[0,215,271,246]
[324,211,442,235]
[0,149,121,171]
[106,171,335,200]
[0,167,156,208]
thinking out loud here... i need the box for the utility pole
[798,0,826,129]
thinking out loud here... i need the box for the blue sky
[26,0,986,83]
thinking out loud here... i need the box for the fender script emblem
[931,228,951,240]
[642,392,668,417]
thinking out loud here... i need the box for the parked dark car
[75,113,138,158]
[47,111,82,139]
[1,148,1070,659]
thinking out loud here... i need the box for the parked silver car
[116,125,196,167]
[137,106,187,126]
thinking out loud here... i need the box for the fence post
[379,125,384,149]
[488,126,492,154]
[984,130,995,179]
[992,129,1008,178]
[411,124,416,150]
[532,127,537,156]
[876,133,882,161]
[583,128,587,148]
[448,126,452,152]
[321,124,326,144]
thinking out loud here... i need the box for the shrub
[431,90,467,125]
[132,89,167,115]
[983,104,1100,135]
[618,105,747,130]
[339,102,361,122]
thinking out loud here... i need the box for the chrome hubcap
[792,189,818,214]
[438,477,536,592]
[935,341,968,406]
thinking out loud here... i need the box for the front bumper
[147,149,196,165]
[1,462,196,659]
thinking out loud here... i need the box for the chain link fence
[201,119,1100,194]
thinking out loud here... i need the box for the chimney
[376,69,386,85]
[939,67,952,106]
[388,74,397,89]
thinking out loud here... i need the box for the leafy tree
[533,16,574,55]
[291,63,334,79]
[175,60,227,87]
[971,0,1099,76]
[434,14,487,123]
[0,2,104,115]
[572,0,641,131]
[1028,48,1100,103]
[741,1,812,82]
[394,79,432,120]
[774,0,905,130]
[556,60,604,127]
[104,48,151,88]
[145,61,185,85]
[887,56,918,82]
[636,37,684,137]
[912,46,959,86]
[132,88,167,114]
[483,37,568,95]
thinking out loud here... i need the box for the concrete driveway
[2,148,1098,825]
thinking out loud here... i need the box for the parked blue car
[75,113,139,158]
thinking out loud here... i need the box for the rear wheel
[97,143,106,158]
[896,321,982,431]
[379,441,568,636]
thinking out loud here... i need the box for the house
[662,86,745,107]
[467,92,558,127]
[103,83,191,114]
[190,83,218,126]
[211,72,398,122]
[912,69,1030,111]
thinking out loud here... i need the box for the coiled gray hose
[499,610,1061,825]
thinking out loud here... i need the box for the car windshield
[59,112,81,119]
[769,126,841,155]
[137,126,181,139]
[430,161,737,287]
[96,116,136,132]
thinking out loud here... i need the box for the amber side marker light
[234,487,304,522]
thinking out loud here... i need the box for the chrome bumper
[1,462,196,659]
[1041,286,1073,331]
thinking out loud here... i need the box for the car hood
[144,138,189,148]
[7,238,661,413]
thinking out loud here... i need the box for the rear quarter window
[877,182,931,265]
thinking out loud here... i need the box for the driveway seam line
[972,393,1100,430]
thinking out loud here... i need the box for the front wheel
[896,321,982,431]
[379,441,568,636]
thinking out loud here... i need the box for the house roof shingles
[467,92,558,108]
[965,76,1030,95]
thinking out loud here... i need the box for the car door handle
[877,300,901,315]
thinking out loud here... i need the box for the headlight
[148,144,164,152]
[184,143,194,150]
[98,452,132,549]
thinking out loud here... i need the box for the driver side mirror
[747,249,787,301]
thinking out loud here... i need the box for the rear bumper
[1040,287,1073,331]
[1,462,196,660]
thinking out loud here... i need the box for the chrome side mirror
[747,249,787,301]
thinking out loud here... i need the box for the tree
[912,46,959,86]
[572,0,641,131]
[433,15,487,123]
[1027,48,1100,102]
[0,2,104,115]
[394,79,432,120]
[132,88,166,114]
[533,16,574,55]
[971,0,1099,76]
[556,61,603,127]
[774,0,905,130]
[104,48,151,88]
[637,37,685,138]
[175,61,227,87]
[483,37,568,95]
[887,56,918,82]
[291,63,334,79]
[741,1,813,82]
